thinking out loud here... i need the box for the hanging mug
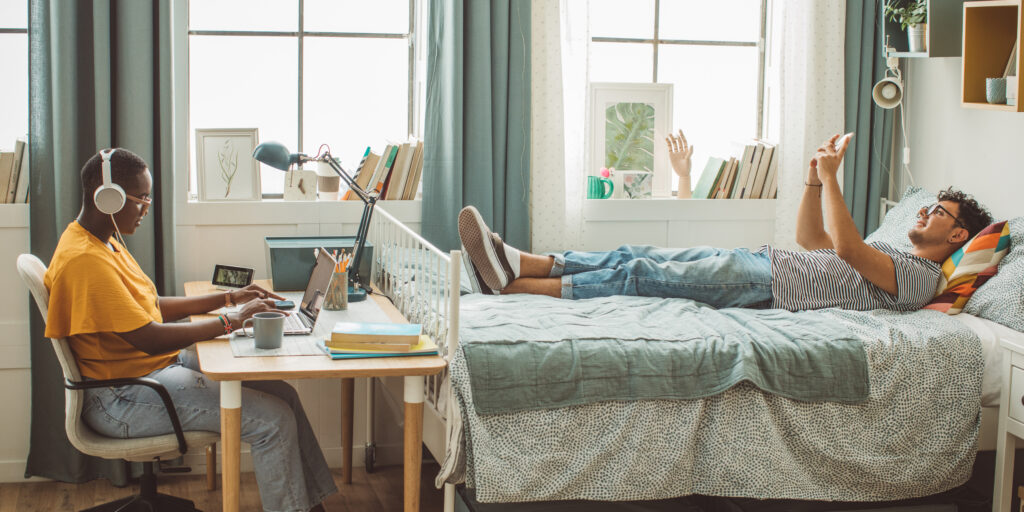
[586,175,614,199]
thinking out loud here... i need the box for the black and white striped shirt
[761,242,941,312]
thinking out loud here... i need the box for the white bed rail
[367,206,461,412]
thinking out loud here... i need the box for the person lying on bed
[44,148,336,512]
[458,132,993,312]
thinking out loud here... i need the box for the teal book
[693,157,726,199]
[328,321,421,345]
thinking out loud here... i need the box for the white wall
[904,58,1024,220]
[0,205,30,482]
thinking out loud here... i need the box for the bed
[362,188,1024,511]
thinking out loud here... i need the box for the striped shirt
[761,242,941,312]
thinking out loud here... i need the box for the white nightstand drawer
[1011,366,1024,423]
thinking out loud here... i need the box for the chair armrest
[65,377,189,457]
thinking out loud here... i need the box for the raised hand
[666,129,694,199]
[812,133,853,183]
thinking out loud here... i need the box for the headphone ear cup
[94,183,126,215]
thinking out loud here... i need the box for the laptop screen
[300,249,335,320]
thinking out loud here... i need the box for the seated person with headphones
[43,148,336,512]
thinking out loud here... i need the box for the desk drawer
[1011,366,1024,423]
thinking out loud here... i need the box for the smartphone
[834,133,853,150]
[275,299,296,310]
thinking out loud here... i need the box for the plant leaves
[605,102,655,172]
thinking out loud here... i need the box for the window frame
[184,0,423,200]
[0,24,29,151]
[590,0,769,195]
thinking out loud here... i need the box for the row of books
[320,321,439,360]
[0,138,29,204]
[343,138,424,201]
[692,141,779,200]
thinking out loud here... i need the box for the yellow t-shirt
[44,221,177,380]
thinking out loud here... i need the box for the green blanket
[461,295,868,415]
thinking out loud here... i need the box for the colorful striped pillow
[925,221,1010,314]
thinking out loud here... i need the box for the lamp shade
[252,141,302,171]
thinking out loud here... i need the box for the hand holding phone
[834,133,853,151]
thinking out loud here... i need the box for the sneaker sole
[458,207,508,291]
[461,244,494,295]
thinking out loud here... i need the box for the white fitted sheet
[954,313,1024,406]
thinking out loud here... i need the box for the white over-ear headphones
[94,148,126,215]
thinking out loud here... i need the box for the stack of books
[691,140,779,200]
[342,138,424,201]
[320,321,439,359]
[0,137,29,204]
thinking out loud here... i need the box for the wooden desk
[185,280,446,512]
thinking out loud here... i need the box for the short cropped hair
[80,148,149,206]
[938,187,992,239]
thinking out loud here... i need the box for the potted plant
[885,0,928,53]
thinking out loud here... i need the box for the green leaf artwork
[217,138,239,198]
[605,102,655,173]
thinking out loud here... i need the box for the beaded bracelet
[217,314,233,334]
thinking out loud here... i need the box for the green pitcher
[586,175,614,199]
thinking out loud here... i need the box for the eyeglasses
[920,203,964,229]
[126,194,152,213]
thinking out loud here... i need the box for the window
[187,0,426,198]
[589,0,767,195]
[0,0,28,150]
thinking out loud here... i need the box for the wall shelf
[962,0,1022,111]
[883,0,965,58]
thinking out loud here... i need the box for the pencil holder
[323,271,348,310]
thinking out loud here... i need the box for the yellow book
[321,335,438,359]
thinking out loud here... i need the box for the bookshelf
[962,0,1023,111]
[884,0,965,58]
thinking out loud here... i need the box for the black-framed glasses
[920,203,964,229]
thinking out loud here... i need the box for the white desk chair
[17,254,220,512]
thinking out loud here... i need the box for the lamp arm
[348,195,377,289]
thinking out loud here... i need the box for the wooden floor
[0,463,445,512]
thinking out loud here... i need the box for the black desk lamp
[252,141,374,302]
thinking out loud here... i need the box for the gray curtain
[844,0,895,236]
[422,0,531,252]
[26,0,176,484]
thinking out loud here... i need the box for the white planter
[908,24,927,53]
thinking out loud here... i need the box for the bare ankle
[520,253,555,278]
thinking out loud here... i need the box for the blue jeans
[82,350,337,512]
[551,244,772,308]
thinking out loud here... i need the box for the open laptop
[282,249,335,335]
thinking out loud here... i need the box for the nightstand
[995,336,1024,512]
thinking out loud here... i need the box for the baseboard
[0,459,50,483]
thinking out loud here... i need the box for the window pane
[657,45,759,191]
[590,0,654,39]
[189,0,297,32]
[659,0,761,42]
[590,42,653,83]
[0,0,27,29]
[303,37,409,172]
[189,36,298,196]
[304,0,409,33]
[0,34,27,147]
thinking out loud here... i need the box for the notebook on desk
[282,248,335,335]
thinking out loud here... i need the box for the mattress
[956,313,1022,407]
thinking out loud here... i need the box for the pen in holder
[323,271,349,310]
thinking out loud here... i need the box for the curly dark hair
[936,187,992,239]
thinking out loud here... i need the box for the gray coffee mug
[243,312,285,349]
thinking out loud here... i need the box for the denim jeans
[81,350,337,512]
[551,244,772,308]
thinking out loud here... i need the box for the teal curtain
[422,0,531,252]
[26,0,176,484]
[844,0,895,236]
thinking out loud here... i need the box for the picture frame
[195,128,262,201]
[587,82,673,198]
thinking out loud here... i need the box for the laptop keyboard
[283,312,312,333]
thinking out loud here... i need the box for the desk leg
[404,376,425,512]
[221,381,242,512]
[341,378,355,484]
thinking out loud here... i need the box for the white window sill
[177,198,422,226]
[582,198,776,222]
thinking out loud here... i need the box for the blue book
[319,335,439,360]
[328,321,422,345]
